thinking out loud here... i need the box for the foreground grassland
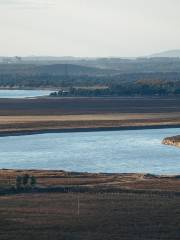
[0,192,179,240]
[0,97,180,135]
[0,170,180,240]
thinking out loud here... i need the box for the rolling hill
[149,49,180,58]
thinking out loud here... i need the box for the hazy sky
[0,0,180,57]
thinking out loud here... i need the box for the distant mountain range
[1,50,180,64]
[1,57,180,74]
[22,50,180,59]
[149,49,180,58]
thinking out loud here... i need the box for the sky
[0,0,180,57]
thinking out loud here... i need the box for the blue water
[0,90,51,98]
[0,128,180,174]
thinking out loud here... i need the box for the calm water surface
[0,90,51,98]
[0,128,180,174]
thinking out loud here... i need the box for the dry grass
[0,192,179,240]
[0,114,180,135]
[0,170,180,192]
[0,97,180,116]
[0,171,180,240]
[1,113,180,122]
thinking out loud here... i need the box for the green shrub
[30,176,37,187]
[16,176,22,189]
[22,174,30,186]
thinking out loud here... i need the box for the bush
[30,176,37,187]
[22,174,30,186]
[16,176,22,189]
[15,174,37,189]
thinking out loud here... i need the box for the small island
[162,135,180,147]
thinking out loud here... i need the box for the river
[0,128,179,174]
[0,89,51,98]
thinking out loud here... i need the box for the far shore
[0,123,180,138]
[0,96,179,137]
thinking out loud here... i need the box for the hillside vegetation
[1,58,180,95]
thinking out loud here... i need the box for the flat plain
[0,170,180,240]
[0,97,180,135]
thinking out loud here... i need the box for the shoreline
[0,169,180,194]
[0,123,180,137]
[162,135,180,148]
[1,168,179,177]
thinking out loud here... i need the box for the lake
[0,128,179,174]
[0,90,52,98]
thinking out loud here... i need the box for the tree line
[1,72,180,88]
[50,80,180,97]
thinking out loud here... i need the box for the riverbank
[0,97,180,136]
[0,123,180,137]
[163,135,180,147]
[1,169,180,192]
[0,113,180,137]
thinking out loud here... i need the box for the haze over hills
[1,50,180,63]
[1,50,180,87]
[0,55,180,96]
[149,50,180,58]
[1,50,180,65]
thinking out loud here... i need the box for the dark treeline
[50,80,180,97]
[1,72,180,88]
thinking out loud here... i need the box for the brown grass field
[0,192,179,240]
[0,170,180,240]
[1,97,180,115]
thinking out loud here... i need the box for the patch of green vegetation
[15,174,37,189]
